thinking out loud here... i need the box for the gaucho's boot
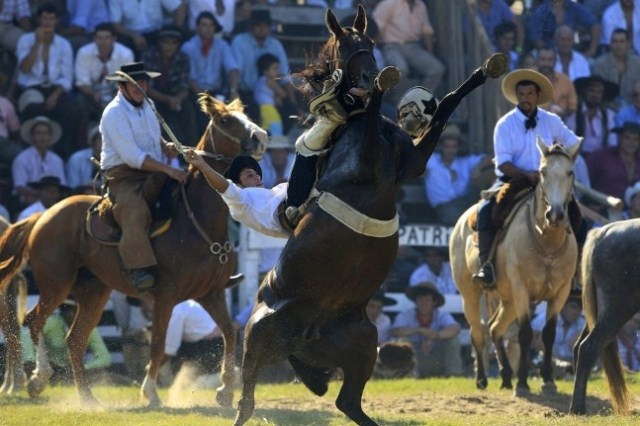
[472,199,497,290]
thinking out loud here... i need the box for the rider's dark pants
[286,154,318,208]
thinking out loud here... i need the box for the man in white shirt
[100,62,188,291]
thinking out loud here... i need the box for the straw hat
[501,69,553,105]
[20,116,62,146]
[17,88,44,114]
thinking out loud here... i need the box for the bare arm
[498,161,539,186]
[183,149,230,193]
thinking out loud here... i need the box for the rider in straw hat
[100,62,188,291]
[472,68,583,290]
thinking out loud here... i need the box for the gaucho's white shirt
[493,107,579,178]
[221,182,288,238]
[100,91,163,170]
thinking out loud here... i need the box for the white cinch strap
[314,189,399,238]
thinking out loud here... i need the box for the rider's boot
[472,227,496,290]
[296,70,346,157]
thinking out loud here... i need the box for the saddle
[467,175,534,231]
[86,179,181,245]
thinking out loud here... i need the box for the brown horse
[234,6,503,426]
[450,139,581,395]
[0,94,267,406]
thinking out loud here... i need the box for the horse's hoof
[27,377,46,398]
[541,381,557,396]
[476,378,488,390]
[375,66,400,91]
[216,388,233,407]
[483,53,508,79]
[500,381,513,390]
[514,386,530,398]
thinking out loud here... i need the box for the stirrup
[472,263,496,290]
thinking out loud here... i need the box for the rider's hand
[162,142,180,159]
[183,149,206,169]
[166,166,188,185]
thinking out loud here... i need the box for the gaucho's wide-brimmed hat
[224,155,263,184]
[20,115,62,146]
[501,68,554,105]
[573,75,619,103]
[105,62,161,83]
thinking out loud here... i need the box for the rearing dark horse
[235,6,506,425]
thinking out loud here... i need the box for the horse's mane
[292,33,343,101]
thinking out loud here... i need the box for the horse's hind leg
[488,302,517,391]
[68,283,112,404]
[460,287,488,389]
[198,288,237,407]
[0,280,26,394]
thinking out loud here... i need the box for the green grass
[1,374,639,425]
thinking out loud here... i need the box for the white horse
[450,138,581,395]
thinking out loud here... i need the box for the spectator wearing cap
[22,298,112,384]
[100,61,188,291]
[181,11,239,134]
[601,0,640,55]
[185,0,237,36]
[536,45,578,121]
[62,0,111,52]
[373,0,446,93]
[554,25,591,82]
[615,80,640,127]
[588,121,640,203]
[231,9,292,121]
[74,23,135,127]
[141,25,195,146]
[12,115,66,207]
[526,0,600,58]
[592,28,640,107]
[0,0,32,54]
[17,175,69,220]
[366,290,396,345]
[423,124,493,226]
[391,282,463,378]
[15,3,76,159]
[65,126,102,190]
[566,75,618,157]
[623,181,640,217]
[409,247,458,295]
[108,0,186,57]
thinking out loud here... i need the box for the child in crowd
[254,53,287,136]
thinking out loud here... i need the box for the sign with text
[398,224,453,247]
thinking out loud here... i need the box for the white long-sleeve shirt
[16,33,73,91]
[221,181,288,238]
[165,300,217,356]
[99,92,163,170]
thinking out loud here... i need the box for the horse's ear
[536,136,548,155]
[353,4,367,34]
[566,137,583,161]
[325,8,343,37]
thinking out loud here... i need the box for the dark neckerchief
[518,106,538,131]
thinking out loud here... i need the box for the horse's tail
[580,227,629,415]
[288,355,331,396]
[0,213,41,292]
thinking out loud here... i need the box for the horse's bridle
[329,38,377,105]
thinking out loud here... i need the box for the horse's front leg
[461,289,489,389]
[514,317,534,396]
[198,288,237,407]
[539,315,558,395]
[141,294,173,407]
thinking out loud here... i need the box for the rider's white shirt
[493,107,579,178]
[221,181,288,238]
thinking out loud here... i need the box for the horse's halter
[199,114,258,163]
[538,150,574,226]
[329,33,377,105]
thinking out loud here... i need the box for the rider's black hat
[224,155,262,184]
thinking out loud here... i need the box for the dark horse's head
[295,5,378,110]
[194,93,268,170]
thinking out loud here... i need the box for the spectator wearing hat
[17,175,69,220]
[536,45,578,121]
[615,80,640,127]
[587,121,640,203]
[65,126,102,190]
[473,68,582,289]
[12,115,66,207]
[566,75,619,157]
[181,11,239,134]
[108,0,186,57]
[185,0,237,36]
[391,282,463,378]
[15,3,76,159]
[22,298,112,384]
[0,0,32,55]
[231,9,292,122]
[74,23,135,127]
[592,28,640,107]
[61,0,111,52]
[141,25,195,146]
[423,124,493,226]
[624,181,640,217]
[366,290,396,346]
[409,247,458,296]
[554,25,591,82]
[100,61,188,291]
